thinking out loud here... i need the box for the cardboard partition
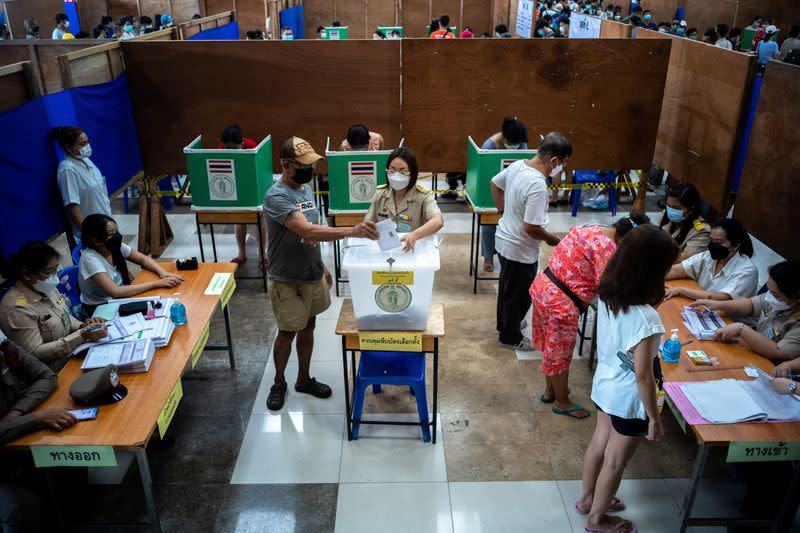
[636,28,756,214]
[122,40,402,176]
[401,38,670,172]
[0,62,39,113]
[465,136,537,209]
[735,61,800,262]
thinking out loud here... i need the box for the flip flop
[540,393,555,404]
[584,518,636,533]
[483,260,494,272]
[552,404,591,419]
[230,257,247,265]
[575,497,626,514]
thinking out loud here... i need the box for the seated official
[691,260,800,363]
[0,242,107,372]
[78,214,183,317]
[340,124,384,151]
[364,147,444,252]
[659,183,710,262]
[665,218,758,301]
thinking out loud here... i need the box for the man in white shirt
[52,13,69,39]
[715,23,733,50]
[491,132,569,349]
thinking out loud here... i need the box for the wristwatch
[790,381,798,395]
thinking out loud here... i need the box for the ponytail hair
[612,213,651,240]
[49,126,84,151]
[712,218,754,258]
[4,241,59,280]
[501,117,528,145]
[80,214,131,285]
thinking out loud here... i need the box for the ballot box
[183,135,273,208]
[325,137,403,212]
[342,236,440,331]
[464,136,537,209]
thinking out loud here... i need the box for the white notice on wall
[207,159,237,201]
[516,0,534,38]
[570,12,601,38]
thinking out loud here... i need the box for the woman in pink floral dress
[529,214,650,419]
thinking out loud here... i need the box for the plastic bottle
[662,329,681,363]
[169,294,187,326]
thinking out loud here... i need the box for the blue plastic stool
[70,243,83,266]
[570,170,618,217]
[57,266,82,319]
[351,351,431,443]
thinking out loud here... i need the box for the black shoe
[439,191,458,200]
[295,377,332,399]
[267,381,287,411]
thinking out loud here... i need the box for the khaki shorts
[269,277,331,332]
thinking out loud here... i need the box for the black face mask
[105,231,123,251]
[292,166,314,184]
[708,242,730,261]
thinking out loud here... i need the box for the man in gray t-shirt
[263,137,378,411]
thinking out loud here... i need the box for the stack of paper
[81,338,157,373]
[71,314,150,355]
[681,306,726,340]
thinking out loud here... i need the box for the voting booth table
[336,237,444,443]
[323,26,349,40]
[658,279,800,532]
[184,135,273,292]
[324,138,402,295]
[465,136,537,293]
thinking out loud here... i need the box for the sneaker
[500,337,534,351]
[267,381,287,411]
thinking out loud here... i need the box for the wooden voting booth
[465,136,536,209]
[324,137,402,212]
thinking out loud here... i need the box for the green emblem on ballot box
[375,284,412,313]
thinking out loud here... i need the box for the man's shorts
[268,277,331,332]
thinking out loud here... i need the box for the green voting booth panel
[325,137,403,212]
[741,28,780,51]
[324,26,349,40]
[184,135,273,208]
[378,26,403,38]
[465,136,537,209]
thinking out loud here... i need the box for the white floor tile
[558,478,680,533]
[450,481,572,533]
[253,361,346,415]
[317,296,345,321]
[334,482,453,533]
[340,414,446,483]
[663,478,746,533]
[441,212,473,234]
[231,413,343,484]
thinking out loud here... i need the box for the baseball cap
[70,365,128,405]
[161,15,173,24]
[679,20,687,27]
[765,25,778,34]
[280,137,324,165]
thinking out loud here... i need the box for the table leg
[196,216,205,263]
[256,214,267,293]
[469,212,476,276]
[223,305,235,370]
[341,336,352,441]
[473,216,481,294]
[209,225,219,263]
[44,469,65,529]
[334,239,341,298]
[432,338,439,444]
[771,460,800,533]
[679,442,709,532]
[136,448,162,533]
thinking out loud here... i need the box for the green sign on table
[465,136,537,209]
[32,446,117,468]
[727,440,800,463]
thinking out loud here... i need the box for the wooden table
[659,279,800,532]
[335,299,445,443]
[327,210,367,297]
[465,193,500,294]
[193,206,267,292]
[4,263,237,532]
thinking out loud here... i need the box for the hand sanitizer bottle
[662,329,681,363]
[169,294,187,326]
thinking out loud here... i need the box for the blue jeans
[481,225,496,260]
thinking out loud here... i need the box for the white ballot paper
[376,218,403,251]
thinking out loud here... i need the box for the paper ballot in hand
[376,218,403,252]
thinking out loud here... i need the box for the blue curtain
[187,21,240,40]
[63,1,81,34]
[279,6,305,39]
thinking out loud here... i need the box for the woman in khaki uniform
[0,242,106,372]
[364,147,444,252]
[658,183,710,262]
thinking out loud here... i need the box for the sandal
[540,393,555,404]
[585,518,636,533]
[552,404,591,419]
[267,381,287,411]
[259,258,269,271]
[575,497,626,514]
[483,259,494,272]
[294,377,332,399]
[230,257,247,265]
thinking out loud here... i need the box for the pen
[83,324,106,332]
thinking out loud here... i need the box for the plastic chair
[0,279,13,304]
[351,351,431,443]
[70,243,83,266]
[570,170,618,217]
[57,266,82,319]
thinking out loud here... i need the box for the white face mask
[64,21,69,29]
[78,144,92,158]
[504,143,521,150]
[33,274,60,293]
[549,161,564,178]
[765,291,792,311]
[387,171,410,190]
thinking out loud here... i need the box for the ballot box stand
[324,26,349,40]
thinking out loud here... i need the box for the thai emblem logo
[207,159,237,201]
[375,284,412,313]
[348,161,377,203]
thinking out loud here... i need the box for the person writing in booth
[665,218,758,301]
[364,147,444,253]
[78,214,183,318]
[0,242,106,372]
[659,183,710,262]
[263,137,379,411]
[340,124,385,152]
[691,260,800,364]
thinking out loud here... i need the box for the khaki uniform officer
[364,147,444,252]
[661,216,711,258]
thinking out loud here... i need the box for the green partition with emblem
[378,26,403,38]
[325,137,403,212]
[324,26,349,40]
[183,135,273,208]
[464,136,537,209]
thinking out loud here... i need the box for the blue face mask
[666,207,685,223]
[644,14,652,21]
[677,28,685,36]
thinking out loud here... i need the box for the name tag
[296,201,315,212]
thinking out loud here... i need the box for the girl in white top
[78,214,183,317]
[579,225,680,533]
[665,218,758,301]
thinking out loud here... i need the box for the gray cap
[70,365,128,405]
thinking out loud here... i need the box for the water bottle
[169,294,187,326]
[662,329,681,363]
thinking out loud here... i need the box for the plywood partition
[0,62,39,113]
[735,62,800,262]
[0,41,103,94]
[636,29,755,213]
[177,10,235,39]
[600,19,630,38]
[121,40,402,175]
[401,38,671,172]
